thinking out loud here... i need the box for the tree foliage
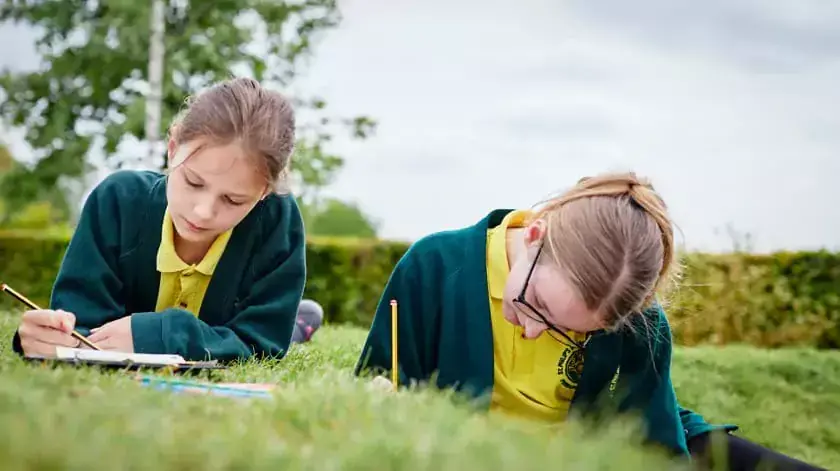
[0,142,72,227]
[302,197,379,238]
[0,0,376,217]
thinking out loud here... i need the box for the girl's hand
[18,309,79,358]
[87,316,134,352]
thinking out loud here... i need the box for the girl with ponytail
[356,171,824,470]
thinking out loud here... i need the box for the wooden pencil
[390,299,398,390]
[0,283,102,351]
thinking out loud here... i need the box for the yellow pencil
[390,299,398,391]
[1,283,102,351]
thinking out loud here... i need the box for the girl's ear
[166,137,177,167]
[523,219,547,245]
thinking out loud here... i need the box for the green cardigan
[355,209,737,457]
[12,170,307,362]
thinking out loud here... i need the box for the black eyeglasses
[512,243,590,350]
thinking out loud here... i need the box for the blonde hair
[531,171,678,330]
[168,77,295,193]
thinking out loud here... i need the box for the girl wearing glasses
[355,172,823,471]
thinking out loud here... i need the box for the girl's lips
[182,217,208,232]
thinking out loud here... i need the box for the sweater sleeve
[628,308,740,454]
[354,244,439,387]
[618,306,690,457]
[678,401,739,439]
[129,197,307,362]
[11,173,129,355]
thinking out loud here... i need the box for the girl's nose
[521,316,547,339]
[193,200,215,221]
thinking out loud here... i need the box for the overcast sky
[1,0,838,253]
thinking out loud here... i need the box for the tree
[302,197,379,238]
[0,141,71,230]
[0,142,13,173]
[0,0,376,216]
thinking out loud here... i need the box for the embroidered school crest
[556,347,584,389]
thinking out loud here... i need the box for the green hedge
[1,231,838,349]
[0,230,73,310]
[668,251,840,349]
[0,231,410,332]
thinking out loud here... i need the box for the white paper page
[55,347,185,365]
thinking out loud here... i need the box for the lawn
[0,312,838,470]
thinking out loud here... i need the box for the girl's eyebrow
[183,166,203,182]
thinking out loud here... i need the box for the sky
[1,0,839,253]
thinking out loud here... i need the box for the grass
[0,312,838,470]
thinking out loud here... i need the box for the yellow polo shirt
[155,208,232,316]
[487,209,589,422]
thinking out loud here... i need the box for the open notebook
[55,347,187,365]
[35,347,225,370]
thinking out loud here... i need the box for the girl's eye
[185,177,202,188]
[225,197,245,206]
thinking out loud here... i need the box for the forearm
[131,308,295,362]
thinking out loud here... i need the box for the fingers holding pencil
[24,309,76,334]
[18,309,81,357]
[2,283,102,353]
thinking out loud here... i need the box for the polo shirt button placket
[178,268,196,310]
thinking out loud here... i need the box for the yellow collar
[156,208,232,276]
[487,209,533,300]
